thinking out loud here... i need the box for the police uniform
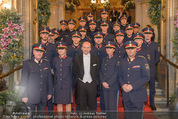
[97,9,113,33]
[52,42,73,104]
[87,19,98,44]
[20,44,53,113]
[86,12,95,29]
[142,27,160,109]
[32,27,58,68]
[99,41,120,117]
[91,31,107,64]
[100,20,115,44]
[114,30,126,60]
[123,24,134,43]
[59,20,69,37]
[52,28,62,44]
[133,22,140,34]
[133,33,147,58]
[112,21,121,34]
[62,19,76,45]
[120,14,128,30]
[67,31,83,60]
[118,41,150,119]
[78,17,87,27]
[77,26,92,44]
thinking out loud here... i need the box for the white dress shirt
[83,53,92,83]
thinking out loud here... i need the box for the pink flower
[8,25,14,31]
[12,35,16,39]
[7,21,12,26]
[2,28,9,33]
[7,38,12,43]
[3,33,9,38]
[11,31,16,36]
[18,29,22,35]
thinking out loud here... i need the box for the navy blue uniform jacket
[20,59,53,104]
[100,55,120,91]
[118,55,150,103]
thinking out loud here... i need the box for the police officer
[91,31,107,111]
[133,33,147,58]
[112,21,121,34]
[52,28,61,43]
[86,12,95,29]
[59,20,69,37]
[142,27,160,110]
[97,9,113,32]
[20,43,53,117]
[133,22,140,34]
[62,19,76,45]
[114,30,126,60]
[87,19,98,44]
[124,24,134,43]
[100,20,115,44]
[77,26,91,44]
[67,31,83,60]
[52,42,73,114]
[48,30,55,44]
[100,41,120,119]
[78,17,87,27]
[33,27,57,112]
[33,27,58,68]
[120,14,128,30]
[118,41,150,119]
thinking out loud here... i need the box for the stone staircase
[147,81,169,111]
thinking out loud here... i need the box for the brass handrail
[160,54,177,107]
[160,54,178,68]
[0,65,22,79]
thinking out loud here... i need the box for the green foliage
[148,0,161,44]
[172,26,178,60]
[0,90,21,106]
[38,0,51,28]
[124,1,135,11]
[148,0,161,27]
[169,93,176,104]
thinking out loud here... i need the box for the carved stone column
[48,0,59,29]
[135,0,142,32]
[58,0,65,29]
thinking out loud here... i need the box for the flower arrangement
[103,2,111,11]
[38,0,51,28]
[0,8,24,90]
[124,0,135,11]
[172,10,178,61]
[90,3,98,12]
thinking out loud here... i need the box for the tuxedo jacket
[72,53,100,84]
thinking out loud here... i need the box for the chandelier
[91,0,109,4]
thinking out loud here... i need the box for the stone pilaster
[58,0,65,29]
[48,0,59,29]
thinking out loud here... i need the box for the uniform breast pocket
[132,68,141,72]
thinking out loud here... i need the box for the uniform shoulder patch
[43,59,49,62]
[117,61,120,66]
[145,64,150,70]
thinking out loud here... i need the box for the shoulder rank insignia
[138,55,146,59]
[117,61,120,66]
[147,54,151,60]
[145,64,149,70]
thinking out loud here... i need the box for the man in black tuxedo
[73,41,100,111]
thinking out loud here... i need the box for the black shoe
[150,105,157,110]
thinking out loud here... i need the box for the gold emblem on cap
[39,44,42,49]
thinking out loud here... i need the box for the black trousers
[77,80,97,111]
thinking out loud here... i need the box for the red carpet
[45,91,157,119]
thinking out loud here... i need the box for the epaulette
[138,55,146,59]
[43,59,49,62]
